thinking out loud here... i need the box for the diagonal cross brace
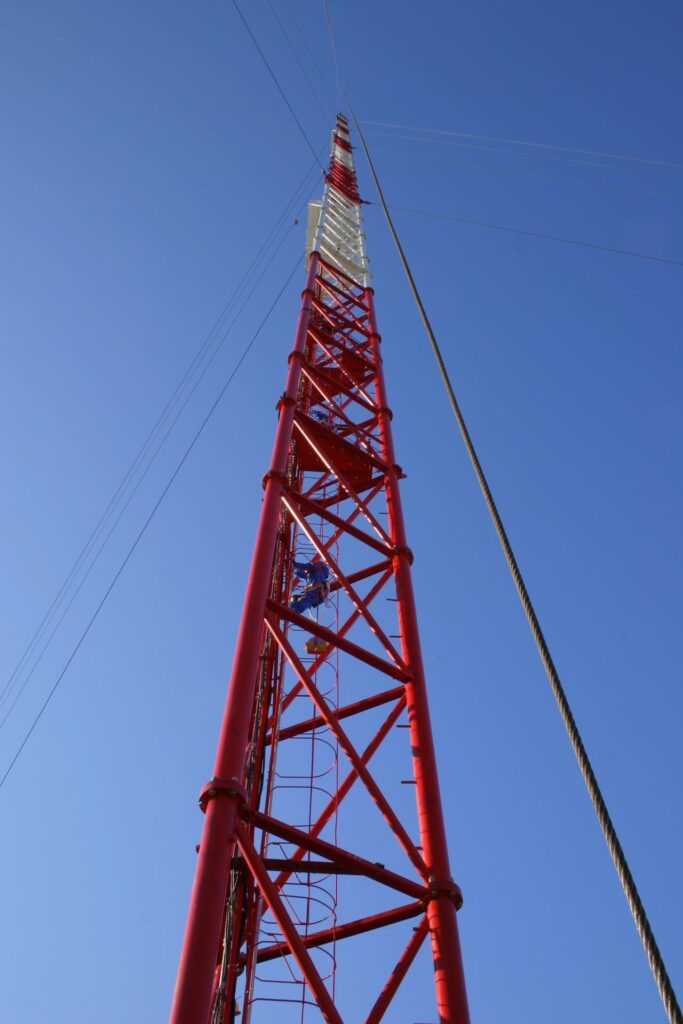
[282,496,405,669]
[271,696,410,892]
[266,617,427,879]
[234,820,343,1024]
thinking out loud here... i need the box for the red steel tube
[274,683,404,742]
[265,618,427,877]
[168,253,320,1024]
[252,900,425,964]
[364,914,430,1024]
[365,286,471,1024]
[271,696,408,892]
[234,821,343,1024]
[245,808,425,899]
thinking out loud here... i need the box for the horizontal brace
[270,697,414,892]
[248,900,425,965]
[301,379,380,456]
[318,274,369,317]
[297,411,389,475]
[320,221,363,261]
[331,558,393,590]
[317,277,370,333]
[293,422,391,546]
[315,323,374,368]
[310,306,373,361]
[319,247,365,288]
[259,858,387,877]
[266,619,417,872]
[308,334,376,409]
[246,810,425,900]
[290,493,393,557]
[315,475,387,509]
[234,821,343,1024]
[267,601,411,683]
[317,254,366,296]
[318,254,367,294]
[271,563,394,722]
[272,684,405,743]
[303,361,379,415]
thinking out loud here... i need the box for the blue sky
[1,1,681,1021]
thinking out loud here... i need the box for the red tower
[170,114,470,1024]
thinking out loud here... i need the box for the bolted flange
[426,875,464,910]
[198,777,247,813]
[261,468,287,490]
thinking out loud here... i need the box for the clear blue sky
[1,1,681,1020]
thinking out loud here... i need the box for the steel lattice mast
[170,115,470,1024]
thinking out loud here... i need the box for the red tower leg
[170,115,469,1024]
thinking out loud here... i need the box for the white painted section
[305,121,370,286]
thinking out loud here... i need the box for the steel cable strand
[0,155,323,729]
[359,118,683,172]
[321,0,340,103]
[347,99,682,1024]
[0,156,321,717]
[471,459,680,1024]
[231,0,325,172]
[0,221,303,738]
[281,0,337,115]
[0,253,302,790]
[383,204,683,268]
[267,0,335,127]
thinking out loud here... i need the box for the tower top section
[306,113,369,287]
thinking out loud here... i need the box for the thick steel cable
[347,100,682,1024]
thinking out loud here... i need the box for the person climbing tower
[290,559,331,615]
[311,406,332,425]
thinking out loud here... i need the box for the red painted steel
[365,285,470,1022]
[170,115,469,1024]
[169,253,320,1024]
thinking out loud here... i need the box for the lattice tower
[170,114,470,1024]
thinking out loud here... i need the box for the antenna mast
[170,114,470,1024]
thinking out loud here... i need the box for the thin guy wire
[361,118,683,171]
[0,156,321,718]
[0,254,302,790]
[231,0,325,171]
[363,126,683,182]
[267,0,334,127]
[0,221,301,737]
[0,149,325,726]
[348,100,682,1024]
[369,142,683,203]
[321,0,340,102]
[382,203,683,267]
[281,0,337,114]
